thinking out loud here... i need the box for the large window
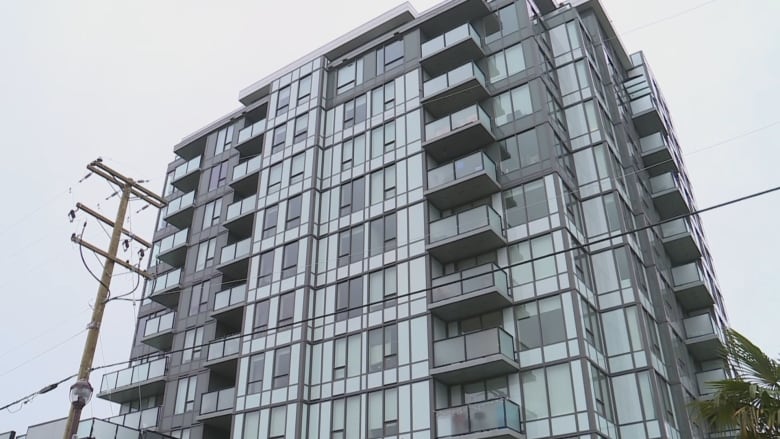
[486,43,526,83]
[276,85,291,114]
[254,300,270,333]
[278,292,295,327]
[341,135,366,170]
[508,233,564,294]
[290,153,305,184]
[182,327,204,362]
[343,95,367,129]
[272,123,287,151]
[368,388,398,438]
[286,195,302,229]
[258,251,274,286]
[336,277,363,321]
[493,84,533,126]
[503,178,550,227]
[520,363,577,420]
[195,238,217,271]
[368,324,398,372]
[484,4,521,43]
[297,75,312,104]
[269,405,287,439]
[294,113,309,143]
[515,296,566,351]
[281,241,299,278]
[370,121,396,157]
[214,125,233,156]
[376,40,403,74]
[202,198,222,229]
[268,163,283,193]
[369,165,396,204]
[338,225,364,267]
[337,59,363,94]
[369,266,397,310]
[188,282,209,316]
[174,376,197,414]
[247,354,265,394]
[496,128,542,175]
[340,178,365,216]
[369,213,397,256]
[333,334,361,379]
[208,161,229,191]
[263,205,278,238]
[332,396,361,438]
[272,346,291,388]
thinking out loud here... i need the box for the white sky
[0,0,778,433]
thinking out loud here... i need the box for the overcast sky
[0,0,778,433]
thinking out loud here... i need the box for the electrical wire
[0,329,87,379]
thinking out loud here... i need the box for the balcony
[684,314,725,362]
[426,151,499,210]
[171,156,201,192]
[421,23,485,77]
[422,62,489,117]
[205,336,241,375]
[98,357,167,403]
[198,387,235,429]
[217,238,252,279]
[430,263,511,321]
[650,173,690,219]
[106,406,159,430]
[141,311,175,351]
[423,104,494,162]
[164,191,196,229]
[660,219,701,265]
[431,328,518,384]
[625,71,663,136]
[436,398,523,439]
[236,118,266,156]
[672,262,714,310]
[224,196,256,236]
[147,268,182,309]
[230,155,262,196]
[153,228,188,268]
[428,205,506,263]
[639,132,677,176]
[696,368,726,397]
[211,284,247,330]
[174,135,206,161]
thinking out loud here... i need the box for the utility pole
[63,159,165,439]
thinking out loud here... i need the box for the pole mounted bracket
[86,322,99,330]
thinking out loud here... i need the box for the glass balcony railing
[428,151,496,191]
[421,23,481,58]
[697,368,726,395]
[660,218,692,240]
[153,228,188,257]
[423,62,486,98]
[433,328,515,368]
[165,191,195,217]
[143,312,175,338]
[106,406,159,430]
[207,336,241,361]
[436,398,522,438]
[232,156,262,181]
[431,263,509,304]
[237,119,266,144]
[220,238,252,265]
[100,358,167,393]
[200,387,235,416]
[214,284,247,312]
[429,205,503,244]
[684,314,722,340]
[639,132,670,155]
[425,104,491,142]
[150,268,181,294]
[226,197,257,222]
[172,156,200,181]
[672,262,705,288]
[650,173,681,195]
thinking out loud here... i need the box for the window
[214,125,233,155]
[281,241,299,278]
[195,238,217,271]
[202,198,222,229]
[276,85,291,114]
[208,161,229,191]
[188,282,209,316]
[286,195,302,229]
[453,377,509,405]
[582,300,604,352]
[371,86,384,116]
[254,300,270,333]
[370,165,396,204]
[272,123,287,150]
[515,296,566,351]
[272,346,291,388]
[369,213,397,256]
[290,153,305,184]
[343,95,367,129]
[170,429,191,439]
[369,266,397,311]
[339,178,365,216]
[496,129,542,175]
[247,354,265,394]
[333,334,361,379]
[341,135,366,170]
[258,250,274,286]
[268,163,282,193]
[174,376,197,414]
[337,59,363,93]
[338,225,364,267]
[297,75,312,104]
[368,324,397,372]
[332,396,361,439]
[278,292,295,327]
[493,84,532,126]
[376,40,404,74]
[269,405,287,438]
[182,327,204,362]
[368,388,398,438]
[263,205,278,238]
[294,113,308,143]
[509,233,561,289]
[383,82,395,111]
[591,366,614,420]
[336,277,363,321]
[485,4,521,43]
[505,179,550,227]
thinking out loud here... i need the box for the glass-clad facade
[96,1,729,438]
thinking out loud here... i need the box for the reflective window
[290,153,305,184]
[202,198,222,229]
[174,376,197,414]
[257,250,274,286]
[281,241,299,278]
[254,300,270,333]
[272,346,291,388]
[207,161,229,191]
[247,354,265,394]
[278,292,295,326]
[336,277,363,321]
[276,85,291,114]
[368,324,398,372]
[268,163,282,193]
[263,205,278,238]
[272,123,287,150]
[369,213,397,256]
[182,327,204,362]
[338,225,364,267]
[493,84,532,126]
[340,177,365,216]
[214,125,234,156]
[337,58,364,94]
[377,40,404,74]
[195,238,216,271]
[188,282,209,316]
[297,75,312,104]
[369,266,397,310]
[286,195,302,229]
[294,113,309,143]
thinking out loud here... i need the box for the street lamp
[67,380,93,438]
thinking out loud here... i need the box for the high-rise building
[95,0,730,438]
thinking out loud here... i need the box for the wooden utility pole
[63,159,165,439]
